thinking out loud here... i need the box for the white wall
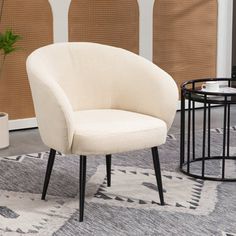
[217,0,233,78]
[137,0,154,61]
[48,0,71,42]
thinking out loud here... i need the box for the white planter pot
[0,112,9,149]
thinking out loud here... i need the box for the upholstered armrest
[27,61,75,154]
[112,56,179,130]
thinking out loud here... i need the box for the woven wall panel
[0,0,53,120]
[69,0,139,54]
[153,0,217,90]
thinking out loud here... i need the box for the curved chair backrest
[27,42,178,153]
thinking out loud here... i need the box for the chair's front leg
[151,147,164,205]
[79,155,87,222]
[42,148,56,200]
[106,154,112,187]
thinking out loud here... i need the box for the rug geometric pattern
[222,232,236,236]
[0,191,77,235]
[0,151,63,163]
[87,165,219,215]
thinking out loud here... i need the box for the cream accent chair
[26,42,178,222]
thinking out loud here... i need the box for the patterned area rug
[0,191,77,235]
[87,165,218,215]
[0,129,236,235]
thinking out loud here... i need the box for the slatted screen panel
[153,0,217,90]
[69,0,139,54]
[0,0,53,120]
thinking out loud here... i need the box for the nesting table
[180,78,236,181]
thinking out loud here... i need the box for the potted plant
[0,0,21,148]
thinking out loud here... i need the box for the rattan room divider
[68,0,139,54]
[153,0,218,90]
[0,0,53,120]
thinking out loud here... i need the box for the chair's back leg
[42,149,56,200]
[151,147,165,205]
[79,155,87,222]
[106,154,112,187]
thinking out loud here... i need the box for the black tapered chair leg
[41,149,56,200]
[151,147,165,205]
[79,155,87,222]
[106,154,112,187]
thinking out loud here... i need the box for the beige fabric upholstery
[26,42,178,155]
[72,109,167,155]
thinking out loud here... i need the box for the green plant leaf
[0,29,22,79]
[0,29,22,55]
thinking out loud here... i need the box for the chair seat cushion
[72,109,167,155]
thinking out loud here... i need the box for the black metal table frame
[180,78,236,181]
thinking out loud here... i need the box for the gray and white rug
[87,165,218,215]
[0,129,236,235]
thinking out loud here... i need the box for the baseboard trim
[9,118,38,131]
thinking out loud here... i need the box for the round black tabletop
[181,78,236,105]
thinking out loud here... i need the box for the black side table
[180,78,236,181]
